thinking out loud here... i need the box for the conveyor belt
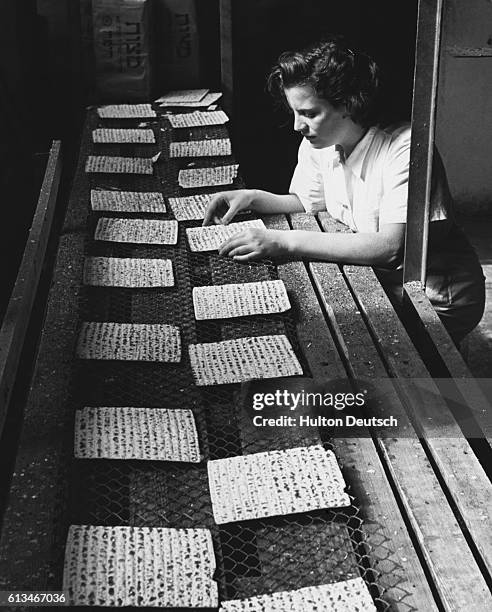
[0,108,396,610]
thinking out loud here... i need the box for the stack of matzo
[94,218,178,245]
[208,445,350,524]
[186,219,266,252]
[188,334,302,386]
[178,164,238,188]
[63,525,218,607]
[156,89,209,104]
[83,257,174,288]
[97,104,156,119]
[170,139,231,158]
[76,322,181,362]
[219,578,376,611]
[167,110,229,128]
[92,128,155,144]
[168,194,217,221]
[85,155,153,174]
[91,189,166,213]
[74,407,200,462]
[158,92,222,108]
[193,280,291,320]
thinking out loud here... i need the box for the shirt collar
[344,126,378,180]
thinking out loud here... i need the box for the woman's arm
[203,189,304,225]
[219,223,405,268]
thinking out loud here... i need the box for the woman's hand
[202,189,254,226]
[218,228,292,262]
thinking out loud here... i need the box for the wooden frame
[0,140,62,440]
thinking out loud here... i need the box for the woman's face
[284,84,349,149]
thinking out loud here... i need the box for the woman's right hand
[202,189,254,226]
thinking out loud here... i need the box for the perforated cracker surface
[208,445,350,524]
[85,155,153,174]
[83,257,174,288]
[186,219,265,252]
[76,322,181,362]
[193,280,291,320]
[94,218,178,245]
[188,334,302,386]
[63,525,217,606]
[74,407,200,462]
[220,578,376,611]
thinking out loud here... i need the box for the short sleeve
[379,125,449,225]
[379,126,411,225]
[289,138,326,213]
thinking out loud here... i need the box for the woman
[203,37,485,344]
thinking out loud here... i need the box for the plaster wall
[436,0,492,212]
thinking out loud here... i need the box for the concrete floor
[460,215,492,378]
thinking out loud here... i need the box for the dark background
[0,0,418,316]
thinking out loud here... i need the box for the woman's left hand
[218,228,291,262]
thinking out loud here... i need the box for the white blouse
[289,123,448,232]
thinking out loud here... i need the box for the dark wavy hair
[267,36,381,127]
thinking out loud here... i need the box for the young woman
[203,37,485,344]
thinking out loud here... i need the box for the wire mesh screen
[43,109,405,610]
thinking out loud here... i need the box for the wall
[436,0,492,213]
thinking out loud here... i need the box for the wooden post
[219,0,234,117]
[403,0,444,286]
[0,141,62,440]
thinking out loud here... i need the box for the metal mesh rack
[37,110,405,610]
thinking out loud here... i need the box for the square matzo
[97,104,156,119]
[186,219,266,252]
[178,164,238,188]
[170,139,231,158]
[208,445,350,524]
[188,334,302,386]
[92,128,156,144]
[167,110,229,128]
[85,155,153,174]
[76,322,181,362]
[91,190,166,213]
[94,218,178,244]
[63,525,217,607]
[168,193,219,221]
[220,578,376,611]
[74,407,200,462]
[193,280,291,320]
[83,257,174,288]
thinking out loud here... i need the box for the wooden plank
[291,212,492,609]
[265,215,346,380]
[313,213,492,581]
[0,140,62,439]
[324,261,492,580]
[403,281,492,442]
[265,217,439,610]
[446,46,492,57]
[404,0,444,284]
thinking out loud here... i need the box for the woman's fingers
[218,234,245,255]
[203,193,229,226]
[233,251,261,262]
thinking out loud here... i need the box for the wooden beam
[0,141,62,440]
[292,212,492,609]
[219,0,234,117]
[404,0,444,285]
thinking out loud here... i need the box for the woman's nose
[293,113,306,133]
